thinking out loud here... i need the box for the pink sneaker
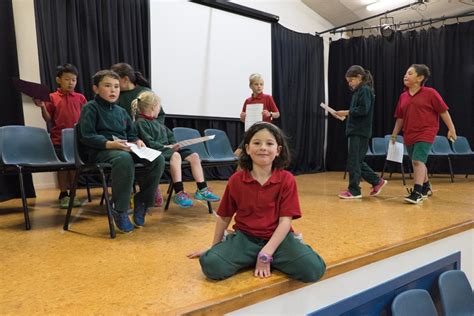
[155,187,163,207]
[338,191,362,199]
[369,179,387,196]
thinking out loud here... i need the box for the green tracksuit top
[134,115,175,151]
[79,95,138,161]
[345,84,375,138]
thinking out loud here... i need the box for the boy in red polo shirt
[34,63,87,208]
[188,122,325,283]
[391,64,457,204]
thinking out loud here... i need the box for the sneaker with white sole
[370,179,387,196]
[338,190,362,199]
[404,188,423,204]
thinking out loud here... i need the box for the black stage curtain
[34,0,150,99]
[327,21,474,171]
[271,23,326,174]
[0,0,35,202]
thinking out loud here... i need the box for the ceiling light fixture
[366,0,411,12]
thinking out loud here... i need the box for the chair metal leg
[164,182,173,211]
[17,167,31,230]
[85,178,92,202]
[99,169,115,238]
[64,170,81,231]
[448,157,454,182]
[400,162,406,186]
[381,160,387,178]
[207,201,213,214]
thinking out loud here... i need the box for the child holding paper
[33,63,86,208]
[391,64,457,204]
[132,91,220,208]
[335,65,386,199]
[79,70,165,232]
[236,73,280,156]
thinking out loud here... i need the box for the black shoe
[404,188,423,204]
[421,182,433,199]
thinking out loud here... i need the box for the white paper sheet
[128,143,162,162]
[387,141,404,163]
[174,135,215,148]
[320,102,345,121]
[245,103,263,131]
[112,136,162,162]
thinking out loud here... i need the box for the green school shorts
[407,142,432,163]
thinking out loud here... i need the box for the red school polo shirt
[46,89,87,145]
[394,87,449,146]
[242,93,279,123]
[217,169,301,240]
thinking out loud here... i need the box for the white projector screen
[150,0,272,118]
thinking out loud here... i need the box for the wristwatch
[269,111,273,119]
[258,251,273,264]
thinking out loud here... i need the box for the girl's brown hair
[239,122,290,170]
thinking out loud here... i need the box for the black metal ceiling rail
[189,0,279,23]
[316,0,423,35]
[330,11,474,35]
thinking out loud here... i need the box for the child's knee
[291,253,326,283]
[199,251,236,280]
[113,151,134,169]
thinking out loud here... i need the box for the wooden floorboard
[0,172,472,315]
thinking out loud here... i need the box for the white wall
[12,0,56,189]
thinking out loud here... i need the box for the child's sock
[414,184,423,193]
[173,181,184,194]
[196,181,207,191]
[58,191,68,200]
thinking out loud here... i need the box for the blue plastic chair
[0,125,73,230]
[391,289,438,316]
[450,136,474,178]
[381,135,411,185]
[371,137,387,156]
[62,128,93,202]
[438,270,474,316]
[63,125,118,238]
[165,127,215,213]
[203,129,238,163]
[429,135,455,182]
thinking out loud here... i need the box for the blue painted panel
[308,252,460,316]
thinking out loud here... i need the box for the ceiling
[302,0,474,35]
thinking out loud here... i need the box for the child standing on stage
[188,122,325,282]
[235,73,280,156]
[132,91,220,208]
[33,63,87,208]
[391,64,457,204]
[79,70,165,233]
[335,65,386,199]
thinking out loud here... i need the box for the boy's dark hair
[111,62,151,88]
[410,64,431,86]
[56,63,78,77]
[345,65,374,90]
[92,70,120,86]
[239,122,290,170]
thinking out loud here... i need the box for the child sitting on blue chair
[132,91,220,208]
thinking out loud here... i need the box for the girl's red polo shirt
[217,169,301,240]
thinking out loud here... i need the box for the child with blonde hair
[132,91,220,208]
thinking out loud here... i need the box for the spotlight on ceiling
[380,24,395,39]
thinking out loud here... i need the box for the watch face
[259,254,269,263]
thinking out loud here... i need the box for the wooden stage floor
[0,172,473,315]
